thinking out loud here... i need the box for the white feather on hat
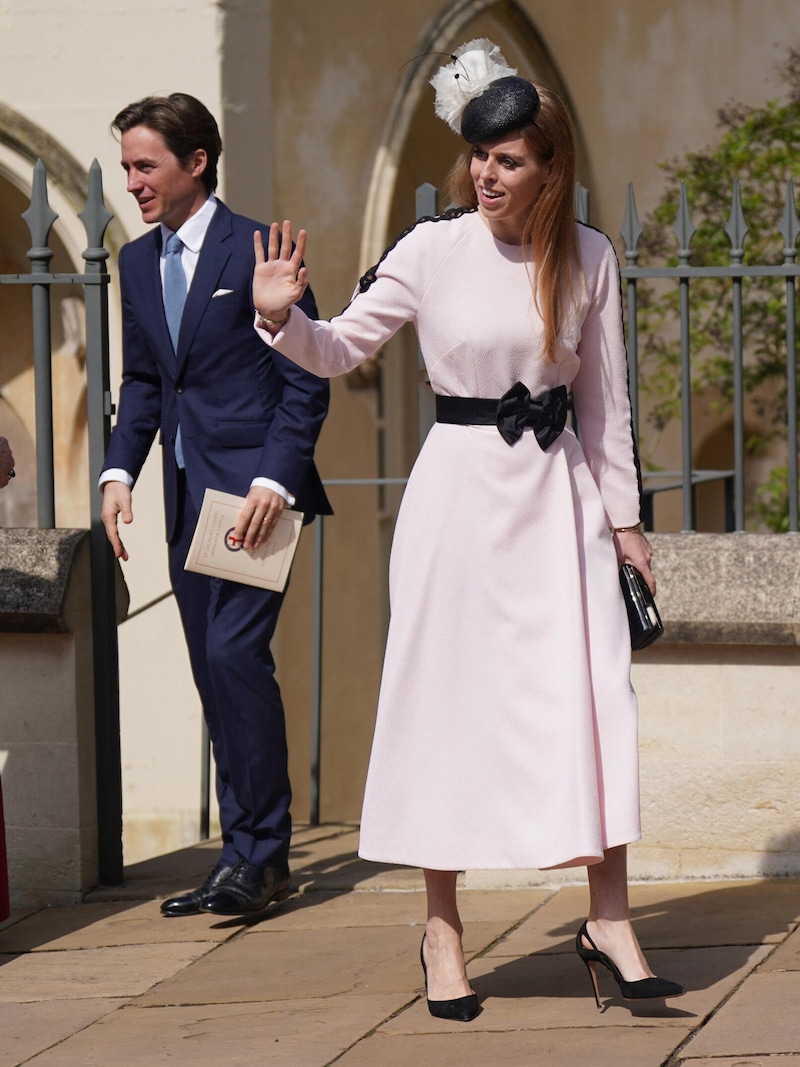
[430,39,518,134]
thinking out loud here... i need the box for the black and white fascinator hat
[430,39,540,145]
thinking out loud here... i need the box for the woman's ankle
[425,915,464,944]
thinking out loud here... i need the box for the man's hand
[233,486,287,551]
[0,436,14,488]
[101,481,133,561]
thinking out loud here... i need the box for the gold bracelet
[255,310,289,328]
[614,522,644,534]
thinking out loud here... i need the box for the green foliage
[635,48,800,474]
[752,463,795,532]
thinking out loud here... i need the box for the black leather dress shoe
[160,862,234,917]
[201,859,291,915]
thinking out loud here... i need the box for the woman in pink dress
[250,41,683,1020]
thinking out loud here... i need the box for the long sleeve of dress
[256,226,428,378]
[570,235,642,529]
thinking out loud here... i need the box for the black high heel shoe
[576,921,685,1009]
[420,933,479,1021]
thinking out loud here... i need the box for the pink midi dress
[262,209,643,871]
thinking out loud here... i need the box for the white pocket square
[212,288,234,298]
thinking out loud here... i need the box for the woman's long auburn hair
[444,84,582,362]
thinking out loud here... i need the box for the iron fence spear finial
[725,179,749,264]
[21,158,58,272]
[780,178,799,263]
[78,159,114,262]
[621,182,643,265]
[673,180,696,264]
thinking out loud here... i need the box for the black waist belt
[435,382,569,449]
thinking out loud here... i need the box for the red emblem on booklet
[224,527,243,551]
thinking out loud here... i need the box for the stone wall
[0,530,105,905]
[633,533,800,880]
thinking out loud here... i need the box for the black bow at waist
[435,382,569,449]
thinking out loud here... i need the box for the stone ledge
[650,532,800,646]
[0,529,90,633]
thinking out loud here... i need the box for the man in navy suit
[100,93,331,915]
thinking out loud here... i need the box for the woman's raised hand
[252,220,309,326]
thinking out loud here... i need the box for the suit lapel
[176,201,233,374]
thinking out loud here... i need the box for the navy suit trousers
[168,472,291,869]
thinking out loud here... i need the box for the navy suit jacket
[104,199,331,542]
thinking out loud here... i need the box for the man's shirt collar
[160,194,217,255]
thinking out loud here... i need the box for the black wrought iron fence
[617,178,799,533]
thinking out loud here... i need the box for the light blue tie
[163,231,186,468]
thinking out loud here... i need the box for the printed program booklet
[184,488,303,591]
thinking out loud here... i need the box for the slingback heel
[420,933,479,1021]
[576,921,685,1009]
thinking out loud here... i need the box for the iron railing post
[725,180,748,531]
[21,160,58,528]
[673,182,697,532]
[621,182,644,446]
[780,179,799,533]
[200,722,211,839]
[79,160,123,885]
[309,514,325,825]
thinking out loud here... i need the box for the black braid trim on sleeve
[353,205,477,298]
[575,220,645,522]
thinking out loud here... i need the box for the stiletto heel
[420,933,479,1021]
[578,952,602,1009]
[575,921,685,1009]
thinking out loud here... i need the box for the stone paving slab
[380,945,769,1035]
[333,1025,689,1067]
[759,920,800,970]
[86,838,222,901]
[678,969,800,1058]
[0,942,214,1002]
[0,907,37,933]
[263,887,551,931]
[681,1059,800,1066]
[136,921,506,1006]
[17,995,410,1067]
[484,885,590,956]
[618,878,800,947]
[291,835,427,893]
[0,899,237,951]
[292,824,359,845]
[482,880,800,963]
[0,999,127,1067]
[83,825,427,901]
[84,826,376,902]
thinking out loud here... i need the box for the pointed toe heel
[575,921,685,1009]
[420,935,479,1022]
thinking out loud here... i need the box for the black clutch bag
[619,564,664,651]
